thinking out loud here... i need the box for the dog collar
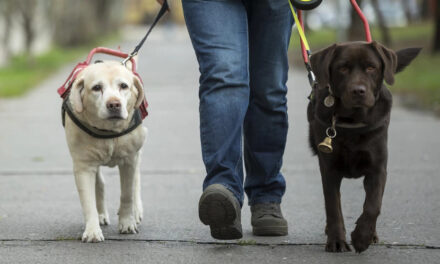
[314,113,388,134]
[62,97,142,139]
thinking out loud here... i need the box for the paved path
[0,26,439,263]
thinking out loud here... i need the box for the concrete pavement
[0,26,439,263]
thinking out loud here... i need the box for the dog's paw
[351,226,374,253]
[82,226,104,243]
[325,239,351,253]
[99,211,110,226]
[119,216,138,234]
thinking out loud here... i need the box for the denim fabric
[182,0,293,206]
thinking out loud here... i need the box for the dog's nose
[352,85,366,96]
[106,100,121,111]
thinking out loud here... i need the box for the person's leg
[243,0,293,206]
[182,0,249,239]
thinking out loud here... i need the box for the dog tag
[318,137,333,153]
[324,95,335,107]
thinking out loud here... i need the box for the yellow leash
[288,1,310,52]
[288,0,316,89]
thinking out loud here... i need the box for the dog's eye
[366,66,376,72]
[120,83,128,89]
[92,84,102,92]
[339,67,349,74]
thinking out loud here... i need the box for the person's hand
[156,0,165,5]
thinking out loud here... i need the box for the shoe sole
[253,226,288,236]
[199,186,242,240]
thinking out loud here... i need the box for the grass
[289,22,440,115]
[0,34,120,97]
[392,53,440,113]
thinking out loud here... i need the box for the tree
[421,0,432,20]
[17,0,38,55]
[348,0,365,41]
[371,0,392,46]
[434,0,440,52]
[49,0,123,47]
[0,0,14,61]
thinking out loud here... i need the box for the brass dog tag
[324,95,335,107]
[318,137,333,153]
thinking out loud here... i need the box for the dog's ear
[70,77,84,113]
[371,41,398,85]
[395,47,421,73]
[133,75,144,108]
[310,44,337,88]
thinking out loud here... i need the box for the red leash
[350,0,372,42]
[297,10,309,63]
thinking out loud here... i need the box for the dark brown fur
[308,41,420,253]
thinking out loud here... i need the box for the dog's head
[69,60,144,129]
[311,41,421,109]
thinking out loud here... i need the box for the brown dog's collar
[314,113,387,134]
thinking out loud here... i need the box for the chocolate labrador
[308,41,420,253]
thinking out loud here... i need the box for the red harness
[57,47,149,119]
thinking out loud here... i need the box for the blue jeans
[182,0,293,206]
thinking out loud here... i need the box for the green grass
[392,53,440,113]
[289,22,440,115]
[0,34,120,97]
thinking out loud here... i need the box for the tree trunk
[421,0,433,20]
[403,0,413,23]
[434,0,440,53]
[371,0,392,46]
[348,0,365,41]
[1,0,14,61]
[17,0,37,55]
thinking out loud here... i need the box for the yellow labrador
[64,60,147,242]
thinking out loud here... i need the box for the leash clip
[122,52,137,66]
[305,62,317,88]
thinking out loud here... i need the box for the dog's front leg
[351,168,387,253]
[73,164,104,242]
[118,154,139,234]
[133,155,143,224]
[320,160,351,252]
[96,169,109,225]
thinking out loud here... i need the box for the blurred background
[0,0,438,114]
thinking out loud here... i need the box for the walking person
[158,0,293,239]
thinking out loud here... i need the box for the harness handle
[86,47,138,72]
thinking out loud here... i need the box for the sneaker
[251,203,288,236]
[198,184,243,240]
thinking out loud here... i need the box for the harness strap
[62,98,142,139]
